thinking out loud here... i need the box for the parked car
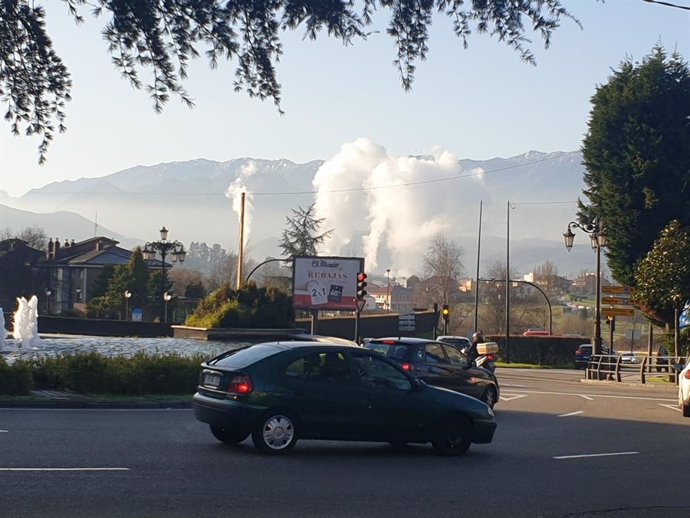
[193,340,497,455]
[678,358,690,417]
[523,328,550,337]
[363,337,499,408]
[620,352,642,364]
[574,343,615,369]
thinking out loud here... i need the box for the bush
[27,352,207,395]
[0,358,33,395]
[186,282,294,329]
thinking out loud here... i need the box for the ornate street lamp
[124,290,132,321]
[142,227,186,321]
[563,220,607,355]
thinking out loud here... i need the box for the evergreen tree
[633,220,690,328]
[279,204,333,258]
[580,46,690,286]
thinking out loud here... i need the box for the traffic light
[356,272,368,300]
[442,304,450,323]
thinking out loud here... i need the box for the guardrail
[586,354,686,384]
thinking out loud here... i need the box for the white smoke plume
[226,161,257,249]
[313,139,487,276]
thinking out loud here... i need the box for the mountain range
[0,145,604,279]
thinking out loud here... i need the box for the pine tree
[279,204,333,258]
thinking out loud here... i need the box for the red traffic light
[357,272,367,282]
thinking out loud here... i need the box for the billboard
[292,256,364,311]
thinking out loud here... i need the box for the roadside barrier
[586,354,686,384]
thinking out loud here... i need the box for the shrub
[27,352,207,395]
[186,282,294,329]
[0,358,33,395]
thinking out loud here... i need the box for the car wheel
[432,414,472,456]
[252,411,298,454]
[480,387,497,409]
[210,424,249,444]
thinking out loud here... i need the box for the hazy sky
[1,1,689,197]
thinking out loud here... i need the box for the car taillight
[227,374,253,395]
[401,363,411,371]
[684,371,690,380]
[486,354,494,361]
[575,351,582,356]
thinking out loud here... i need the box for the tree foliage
[580,46,690,286]
[3,0,581,162]
[0,226,48,250]
[422,233,464,305]
[279,204,332,258]
[633,220,690,328]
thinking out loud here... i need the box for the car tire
[681,399,690,418]
[252,411,298,454]
[480,386,497,409]
[210,424,249,444]
[432,414,472,456]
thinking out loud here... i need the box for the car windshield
[208,344,280,369]
[364,341,410,361]
[438,338,470,348]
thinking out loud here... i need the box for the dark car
[574,343,615,369]
[193,340,496,456]
[363,337,500,408]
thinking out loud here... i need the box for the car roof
[437,335,470,341]
[368,337,436,345]
[269,340,361,349]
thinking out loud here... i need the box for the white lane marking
[578,395,594,401]
[500,394,528,402]
[0,430,8,433]
[0,468,129,471]
[554,451,638,460]
[558,411,584,417]
[659,404,681,412]
[496,389,675,403]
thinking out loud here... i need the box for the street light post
[124,290,132,321]
[142,227,186,322]
[44,288,51,315]
[163,291,172,323]
[563,220,607,355]
[386,269,391,313]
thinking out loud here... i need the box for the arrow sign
[602,285,633,295]
[603,307,635,318]
[602,297,631,305]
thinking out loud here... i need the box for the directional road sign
[601,286,634,295]
[602,297,632,305]
[603,307,635,318]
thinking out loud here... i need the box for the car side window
[443,344,469,367]
[284,351,352,383]
[424,343,447,364]
[352,352,412,391]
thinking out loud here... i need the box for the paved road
[1,370,688,517]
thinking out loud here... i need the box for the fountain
[12,296,41,350]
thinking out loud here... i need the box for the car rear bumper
[193,392,266,433]
[472,418,497,444]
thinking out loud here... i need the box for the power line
[642,0,690,11]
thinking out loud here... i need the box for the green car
[193,340,496,455]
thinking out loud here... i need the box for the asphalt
[0,389,193,409]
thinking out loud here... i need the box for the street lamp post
[563,220,607,355]
[142,227,186,322]
[386,269,391,313]
[124,290,132,321]
[44,288,52,315]
[163,291,172,323]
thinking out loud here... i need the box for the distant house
[42,237,136,314]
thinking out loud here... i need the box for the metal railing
[586,354,686,384]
